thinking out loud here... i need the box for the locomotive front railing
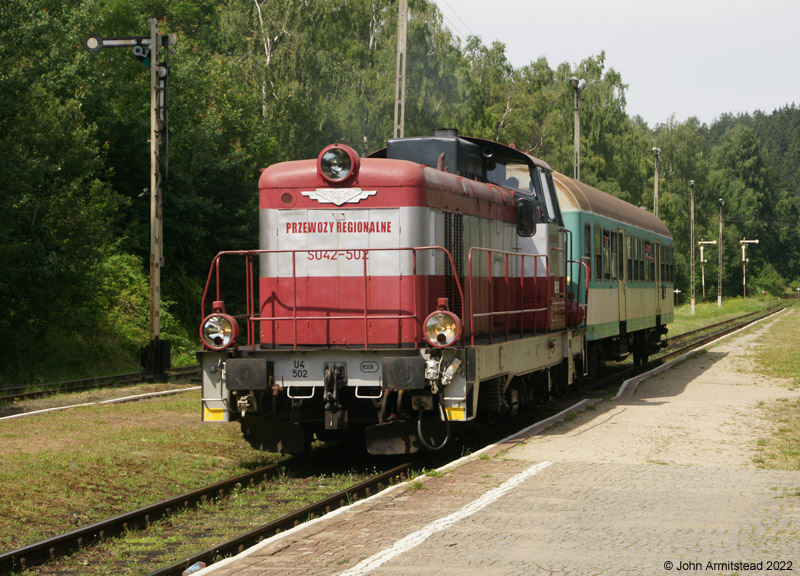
[200,246,465,350]
[201,245,583,352]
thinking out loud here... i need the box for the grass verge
[669,295,781,336]
[751,308,800,470]
[0,390,283,552]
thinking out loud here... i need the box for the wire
[434,0,470,43]
[440,0,474,36]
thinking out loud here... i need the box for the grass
[0,390,285,552]
[17,467,366,575]
[751,307,800,471]
[2,387,373,574]
[669,295,780,337]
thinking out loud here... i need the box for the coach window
[602,229,610,280]
[610,231,618,280]
[640,238,645,281]
[584,224,592,265]
[644,241,652,281]
[627,236,633,281]
[664,246,670,282]
[594,225,602,281]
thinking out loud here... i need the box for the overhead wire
[434,0,471,43]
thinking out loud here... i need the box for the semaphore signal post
[85,19,177,379]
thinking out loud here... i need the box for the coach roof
[553,171,672,238]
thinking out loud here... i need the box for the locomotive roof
[552,171,672,238]
[457,136,553,171]
[368,134,552,173]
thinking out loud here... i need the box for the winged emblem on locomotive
[302,188,377,205]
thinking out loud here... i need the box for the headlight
[318,144,359,183]
[424,311,461,348]
[201,313,239,350]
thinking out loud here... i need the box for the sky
[432,0,800,127]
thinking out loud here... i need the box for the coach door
[617,229,626,324]
[655,239,662,316]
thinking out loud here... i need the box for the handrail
[467,247,550,346]
[567,258,590,328]
[201,245,576,351]
[200,246,466,351]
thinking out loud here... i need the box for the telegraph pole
[85,20,176,378]
[690,180,695,314]
[653,148,662,218]
[393,0,407,139]
[718,199,724,307]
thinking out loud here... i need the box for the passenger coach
[555,175,673,367]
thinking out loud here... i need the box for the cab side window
[536,168,562,224]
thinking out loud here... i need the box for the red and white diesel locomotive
[198,130,663,455]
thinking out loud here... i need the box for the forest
[2,0,799,382]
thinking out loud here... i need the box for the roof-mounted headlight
[201,313,239,350]
[318,144,359,184]
[424,310,462,348]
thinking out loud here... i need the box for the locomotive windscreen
[385,135,483,181]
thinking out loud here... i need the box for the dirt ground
[521,307,800,468]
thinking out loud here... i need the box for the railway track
[0,365,200,404]
[0,443,410,575]
[146,463,410,576]
[662,303,783,350]
[0,304,786,574]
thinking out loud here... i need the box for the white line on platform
[334,460,553,576]
[0,386,200,421]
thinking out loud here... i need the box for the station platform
[199,309,799,576]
